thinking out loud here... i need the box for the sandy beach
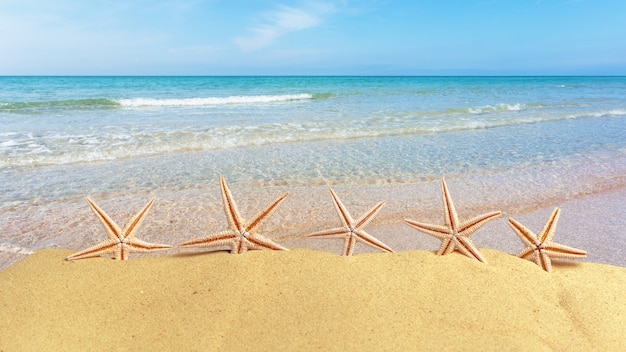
[1,180,625,350]
[1,76,625,351]
[1,247,625,351]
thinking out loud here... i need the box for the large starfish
[404,178,501,263]
[66,197,172,261]
[508,208,587,272]
[306,188,394,256]
[180,176,289,254]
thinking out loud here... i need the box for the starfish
[180,176,289,254]
[66,197,172,261]
[404,177,501,263]
[306,188,394,256]
[508,208,587,272]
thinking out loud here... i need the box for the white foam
[0,140,19,147]
[601,109,626,117]
[567,109,626,119]
[0,243,34,255]
[2,107,624,168]
[469,103,525,114]
[117,94,313,107]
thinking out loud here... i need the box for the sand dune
[1,248,625,351]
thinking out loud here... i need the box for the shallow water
[2,110,624,211]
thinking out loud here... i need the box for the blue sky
[1,0,625,75]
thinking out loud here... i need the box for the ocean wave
[444,103,548,115]
[2,108,624,167]
[116,94,313,107]
[468,103,525,114]
[568,109,626,119]
[0,98,120,112]
[0,94,315,113]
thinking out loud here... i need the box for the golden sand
[1,248,625,351]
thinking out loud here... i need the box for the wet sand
[1,175,625,269]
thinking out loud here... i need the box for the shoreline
[2,133,625,270]
[1,178,625,270]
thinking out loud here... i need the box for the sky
[1,0,625,75]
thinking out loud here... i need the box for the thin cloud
[234,2,336,51]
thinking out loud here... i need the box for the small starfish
[180,176,289,254]
[404,177,501,263]
[66,197,171,261]
[508,208,587,272]
[306,188,394,256]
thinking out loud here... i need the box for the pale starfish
[180,176,289,254]
[66,197,171,261]
[404,177,501,263]
[508,208,587,272]
[306,188,394,256]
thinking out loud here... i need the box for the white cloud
[234,2,336,51]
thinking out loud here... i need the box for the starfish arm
[115,245,125,260]
[404,219,451,240]
[354,201,385,230]
[220,177,245,232]
[246,192,289,234]
[536,250,553,272]
[122,197,156,240]
[231,238,247,254]
[508,218,540,248]
[66,239,119,261]
[436,237,455,256]
[85,198,122,241]
[440,178,460,230]
[343,234,357,256]
[125,238,172,253]
[245,234,289,251]
[305,227,349,239]
[454,236,487,263]
[457,211,502,237]
[328,188,355,229]
[543,242,587,259]
[354,229,394,253]
[180,230,238,249]
[539,208,560,244]
[516,247,536,260]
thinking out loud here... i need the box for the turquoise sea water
[2,76,625,166]
[1,76,626,209]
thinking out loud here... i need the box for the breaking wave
[2,108,625,167]
[117,94,313,107]
[0,94,315,113]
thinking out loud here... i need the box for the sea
[1,76,626,266]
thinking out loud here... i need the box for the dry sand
[1,247,625,351]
